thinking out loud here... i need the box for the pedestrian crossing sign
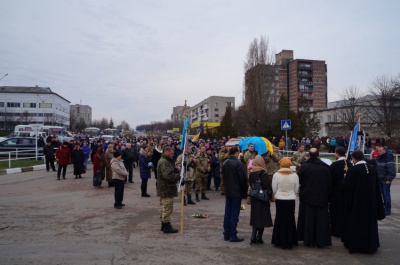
[281,119,292,130]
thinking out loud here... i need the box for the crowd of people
[41,132,396,254]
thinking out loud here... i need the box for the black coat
[249,170,273,228]
[72,149,85,175]
[122,148,135,165]
[298,157,332,206]
[342,162,385,253]
[43,145,55,159]
[329,159,351,237]
[222,156,247,199]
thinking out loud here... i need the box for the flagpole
[180,100,187,235]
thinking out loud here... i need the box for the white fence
[279,150,399,173]
[0,149,45,169]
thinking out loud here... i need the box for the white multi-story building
[189,96,235,124]
[0,86,70,130]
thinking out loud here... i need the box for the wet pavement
[0,165,399,265]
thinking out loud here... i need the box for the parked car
[0,137,43,157]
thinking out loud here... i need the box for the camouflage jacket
[157,154,180,198]
[291,150,306,168]
[218,150,229,171]
[263,151,282,176]
[244,150,257,167]
[175,153,196,181]
[195,152,209,176]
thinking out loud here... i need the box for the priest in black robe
[329,147,351,237]
[342,150,385,254]
[297,148,332,247]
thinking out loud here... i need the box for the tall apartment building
[70,104,92,126]
[0,86,70,130]
[245,50,327,112]
[171,105,190,124]
[189,96,235,124]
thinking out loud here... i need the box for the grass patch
[0,159,44,170]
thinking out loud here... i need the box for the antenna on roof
[80,99,82,105]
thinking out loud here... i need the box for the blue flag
[180,118,189,151]
[349,124,359,152]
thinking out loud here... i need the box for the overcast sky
[1,0,399,129]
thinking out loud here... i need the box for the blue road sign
[281,119,292,130]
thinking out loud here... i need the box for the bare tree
[237,36,277,136]
[368,75,400,137]
[117,120,130,131]
[18,111,33,124]
[336,86,365,131]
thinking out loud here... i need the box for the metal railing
[0,149,45,169]
[279,150,400,173]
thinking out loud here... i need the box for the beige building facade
[189,96,235,124]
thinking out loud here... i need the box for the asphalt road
[0,165,399,265]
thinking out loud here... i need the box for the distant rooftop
[0,86,71,103]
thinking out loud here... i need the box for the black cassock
[342,161,385,254]
[329,158,351,237]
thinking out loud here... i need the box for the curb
[0,164,46,176]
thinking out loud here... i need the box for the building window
[328,115,331,122]
[215,103,218,107]
[214,114,219,117]
[23,103,36,108]
[215,108,219,112]
[0,102,4,107]
[39,103,52,108]
[226,102,232,106]
[275,76,279,81]
[7,102,20,108]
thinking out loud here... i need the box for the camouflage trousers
[159,197,174,223]
[185,180,194,196]
[195,175,207,193]
[219,172,224,192]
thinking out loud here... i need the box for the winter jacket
[111,157,128,181]
[157,154,180,198]
[222,155,247,199]
[139,150,151,179]
[82,145,91,159]
[122,148,135,165]
[43,145,55,159]
[375,151,396,182]
[55,146,71,165]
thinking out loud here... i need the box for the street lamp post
[0,73,8,82]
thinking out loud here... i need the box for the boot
[163,222,178,234]
[196,193,200,202]
[201,193,209,200]
[250,227,257,245]
[184,196,187,206]
[161,222,165,231]
[256,228,264,244]
[187,195,196,205]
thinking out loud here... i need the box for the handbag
[249,172,271,202]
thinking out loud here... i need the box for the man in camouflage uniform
[195,146,210,202]
[263,145,283,184]
[157,146,181,234]
[243,143,258,204]
[175,144,197,205]
[291,143,306,171]
[218,145,229,195]
[148,138,155,158]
